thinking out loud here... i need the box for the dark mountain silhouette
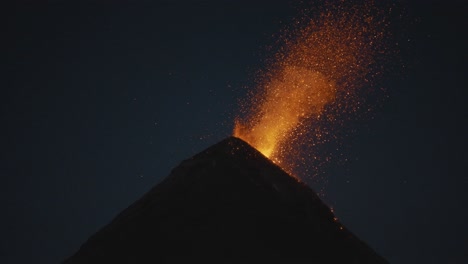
[64,137,387,263]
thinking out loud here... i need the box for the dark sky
[3,0,467,263]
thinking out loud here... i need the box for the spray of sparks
[234,1,391,180]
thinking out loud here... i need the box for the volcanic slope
[64,137,387,264]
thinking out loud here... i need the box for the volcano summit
[64,137,387,263]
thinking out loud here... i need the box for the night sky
[3,1,467,263]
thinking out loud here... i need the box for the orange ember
[234,2,390,178]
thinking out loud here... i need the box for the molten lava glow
[235,67,336,158]
[234,2,391,178]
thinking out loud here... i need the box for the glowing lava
[234,2,391,178]
[234,67,336,158]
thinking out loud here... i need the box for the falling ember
[234,1,391,178]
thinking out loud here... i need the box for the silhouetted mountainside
[64,137,387,263]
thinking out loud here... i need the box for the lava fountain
[234,1,391,178]
[234,67,336,159]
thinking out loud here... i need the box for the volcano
[64,137,387,263]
